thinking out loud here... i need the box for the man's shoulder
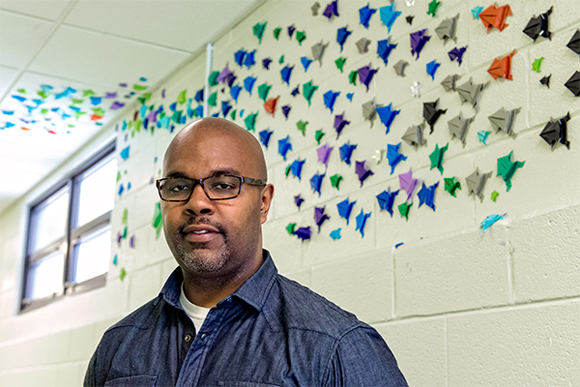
[264,273,369,338]
[103,296,162,335]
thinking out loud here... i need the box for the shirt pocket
[104,375,158,387]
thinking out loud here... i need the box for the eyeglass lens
[159,176,241,200]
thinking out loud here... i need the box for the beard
[171,218,231,274]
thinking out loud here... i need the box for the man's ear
[260,184,274,224]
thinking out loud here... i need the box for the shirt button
[200,333,207,341]
[184,334,192,343]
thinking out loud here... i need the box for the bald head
[164,117,268,181]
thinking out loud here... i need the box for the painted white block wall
[1,0,579,386]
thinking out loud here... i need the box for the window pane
[73,225,111,284]
[76,155,117,227]
[31,188,69,252]
[27,250,64,300]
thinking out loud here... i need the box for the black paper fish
[540,112,571,150]
[523,6,553,41]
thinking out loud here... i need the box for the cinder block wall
[1,1,579,386]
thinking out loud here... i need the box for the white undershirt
[180,284,211,332]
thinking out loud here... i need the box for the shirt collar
[160,249,278,312]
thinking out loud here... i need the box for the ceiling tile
[0,0,73,21]
[0,65,20,96]
[0,11,54,68]
[64,0,259,52]
[28,25,191,88]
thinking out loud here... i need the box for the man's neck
[181,251,264,308]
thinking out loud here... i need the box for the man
[85,117,407,386]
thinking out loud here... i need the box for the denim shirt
[85,251,408,387]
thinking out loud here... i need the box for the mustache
[178,217,226,235]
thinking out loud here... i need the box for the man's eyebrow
[163,169,242,179]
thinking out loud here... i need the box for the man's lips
[181,224,222,243]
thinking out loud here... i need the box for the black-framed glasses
[156,175,267,202]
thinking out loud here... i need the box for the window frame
[20,141,117,313]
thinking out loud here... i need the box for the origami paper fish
[358,64,379,91]
[287,24,296,38]
[334,113,350,138]
[289,159,305,180]
[371,148,385,165]
[410,29,430,59]
[291,85,300,97]
[359,4,376,28]
[497,151,525,191]
[387,143,407,174]
[317,143,334,168]
[263,58,272,69]
[264,96,279,116]
[362,100,379,127]
[340,142,357,165]
[303,80,318,105]
[417,181,439,211]
[315,129,326,145]
[523,6,552,41]
[281,65,294,85]
[330,174,343,189]
[296,120,308,136]
[336,27,352,51]
[278,136,292,160]
[253,22,267,43]
[481,213,506,233]
[294,227,311,241]
[427,0,441,17]
[221,100,233,117]
[244,76,257,94]
[488,50,516,80]
[323,0,339,19]
[244,112,258,131]
[444,177,461,197]
[286,223,297,235]
[310,172,325,196]
[479,4,512,32]
[296,31,307,45]
[448,113,474,147]
[279,105,290,120]
[466,168,492,202]
[194,89,204,103]
[539,112,571,150]
[488,106,520,138]
[402,123,427,148]
[456,77,489,111]
[448,46,467,65]
[411,82,422,98]
[540,74,551,88]
[259,129,273,148]
[301,56,313,72]
[564,71,580,97]
[398,201,412,221]
[471,6,484,19]
[429,143,448,174]
[355,160,373,187]
[379,3,401,33]
[243,50,256,69]
[376,103,400,134]
[440,74,460,92]
[323,90,340,113]
[294,194,304,208]
[406,15,414,25]
[423,99,447,134]
[566,29,580,55]
[335,57,347,72]
[356,38,371,54]
[312,41,329,66]
[337,198,356,224]
[532,57,544,73]
[311,2,320,16]
[491,191,499,202]
[435,13,459,43]
[377,38,397,66]
[376,188,399,216]
[314,207,330,233]
[393,60,408,77]
[355,209,371,238]
[257,83,272,103]
[399,169,418,201]
[478,130,491,145]
[426,60,440,80]
[329,229,342,240]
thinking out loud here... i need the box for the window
[21,142,117,312]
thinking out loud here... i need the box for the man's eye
[169,184,190,192]
[212,183,236,191]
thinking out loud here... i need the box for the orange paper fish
[488,50,516,80]
[480,3,512,32]
[264,96,279,116]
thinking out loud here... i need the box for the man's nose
[183,183,214,215]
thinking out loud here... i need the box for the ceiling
[0,0,262,215]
